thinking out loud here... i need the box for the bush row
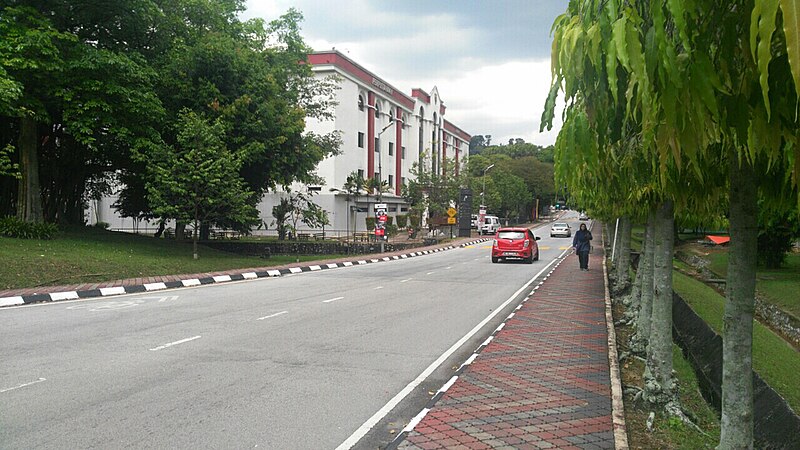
[0,217,59,239]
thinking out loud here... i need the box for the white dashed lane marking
[323,297,344,303]
[257,311,288,321]
[149,336,201,352]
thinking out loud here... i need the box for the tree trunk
[615,216,632,289]
[623,233,645,320]
[718,157,757,450]
[630,214,656,354]
[193,219,199,260]
[175,221,186,241]
[16,117,44,223]
[644,200,675,407]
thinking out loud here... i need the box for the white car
[550,222,571,238]
[480,215,501,235]
[579,212,589,220]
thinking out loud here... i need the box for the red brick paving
[398,225,616,449]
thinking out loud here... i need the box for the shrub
[365,216,376,230]
[93,221,110,229]
[396,214,408,228]
[0,217,59,239]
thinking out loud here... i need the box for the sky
[243,0,569,147]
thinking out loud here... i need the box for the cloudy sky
[243,0,568,146]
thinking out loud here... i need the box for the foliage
[0,2,340,230]
[365,216,376,230]
[757,207,800,269]
[139,109,258,257]
[0,144,18,178]
[403,153,466,229]
[0,216,58,239]
[271,186,328,240]
[395,214,408,229]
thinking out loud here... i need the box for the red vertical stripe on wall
[367,92,375,179]
[395,109,402,195]
[442,137,447,178]
[455,144,459,176]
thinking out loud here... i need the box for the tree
[140,109,257,259]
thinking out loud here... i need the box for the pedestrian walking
[572,223,593,271]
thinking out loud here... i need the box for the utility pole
[376,120,393,252]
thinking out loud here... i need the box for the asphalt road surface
[1,217,587,449]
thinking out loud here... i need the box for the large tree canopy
[0,0,339,231]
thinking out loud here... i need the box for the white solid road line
[149,335,202,352]
[323,296,345,303]
[335,253,562,450]
[1,377,47,394]
[256,311,288,321]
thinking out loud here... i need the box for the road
[0,217,584,449]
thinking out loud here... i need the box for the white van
[480,215,501,235]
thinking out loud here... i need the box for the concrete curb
[601,227,630,449]
[0,238,489,308]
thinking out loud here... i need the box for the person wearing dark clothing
[572,223,593,271]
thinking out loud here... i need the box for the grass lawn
[0,227,346,291]
[707,251,800,319]
[673,271,800,413]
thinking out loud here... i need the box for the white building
[87,50,471,235]
[259,50,471,235]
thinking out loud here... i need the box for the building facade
[257,50,471,234]
[87,50,471,235]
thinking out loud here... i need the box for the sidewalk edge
[602,226,630,449]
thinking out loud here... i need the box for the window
[374,172,380,180]
[374,102,380,119]
[401,177,406,187]
[389,142,394,156]
[388,175,394,187]
[402,146,406,159]
[358,95,364,111]
[375,137,379,152]
[358,132,364,148]
[357,169,364,179]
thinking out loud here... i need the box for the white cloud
[244,0,565,146]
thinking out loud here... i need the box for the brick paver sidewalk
[391,224,626,449]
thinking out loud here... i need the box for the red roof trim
[443,119,471,142]
[412,88,431,103]
[308,51,415,110]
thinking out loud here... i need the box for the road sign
[447,217,456,224]
[447,207,457,217]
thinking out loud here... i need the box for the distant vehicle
[492,227,541,264]
[480,215,501,235]
[579,212,589,220]
[471,214,478,229]
[550,222,571,238]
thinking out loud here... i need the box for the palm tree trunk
[630,213,655,354]
[644,200,675,406]
[718,156,757,449]
[16,116,44,223]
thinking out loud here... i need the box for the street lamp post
[481,163,495,206]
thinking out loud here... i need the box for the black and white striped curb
[385,255,568,450]
[0,239,490,308]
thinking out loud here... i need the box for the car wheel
[524,254,533,264]
[491,256,499,263]
[534,252,539,261]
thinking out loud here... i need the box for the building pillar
[395,108,402,195]
[367,92,375,179]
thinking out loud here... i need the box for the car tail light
[523,239,530,248]
[493,239,498,247]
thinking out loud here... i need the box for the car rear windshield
[498,231,526,240]
[553,223,567,228]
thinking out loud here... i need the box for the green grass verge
[0,228,346,290]
[707,252,800,319]
[660,345,720,448]
[673,271,800,413]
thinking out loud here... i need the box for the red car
[492,227,541,264]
